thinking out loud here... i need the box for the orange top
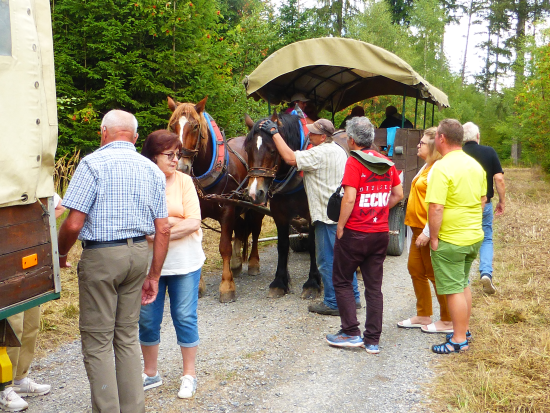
[404,164,432,229]
[166,171,201,220]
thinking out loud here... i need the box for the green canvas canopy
[243,37,450,113]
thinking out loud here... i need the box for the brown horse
[167,96,264,303]
[243,111,322,299]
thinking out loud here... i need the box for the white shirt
[295,141,348,224]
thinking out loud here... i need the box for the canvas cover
[0,0,57,207]
[244,37,450,113]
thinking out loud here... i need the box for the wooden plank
[374,128,387,147]
[0,202,46,228]
[0,266,55,308]
[0,220,50,255]
[0,244,53,283]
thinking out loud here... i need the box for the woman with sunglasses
[397,127,453,334]
[139,130,205,399]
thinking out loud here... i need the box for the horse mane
[245,113,303,151]
[167,102,210,154]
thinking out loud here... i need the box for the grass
[36,213,279,355]
[430,168,550,412]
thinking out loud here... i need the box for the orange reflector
[22,254,38,269]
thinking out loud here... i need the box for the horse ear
[167,96,178,112]
[244,114,254,131]
[195,97,208,113]
[271,110,278,122]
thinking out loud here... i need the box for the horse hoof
[219,291,236,303]
[232,265,243,277]
[230,258,243,271]
[248,266,260,276]
[267,288,286,299]
[301,288,321,300]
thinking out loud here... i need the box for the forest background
[51,0,550,172]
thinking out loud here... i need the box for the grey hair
[101,109,138,136]
[462,122,479,143]
[345,116,374,148]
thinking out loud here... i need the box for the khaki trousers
[78,240,148,413]
[6,306,41,382]
[408,227,451,321]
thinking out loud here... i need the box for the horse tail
[240,211,252,263]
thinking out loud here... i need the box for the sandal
[446,330,472,342]
[432,338,469,354]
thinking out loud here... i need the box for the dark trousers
[333,228,389,345]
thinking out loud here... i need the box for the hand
[415,233,429,248]
[337,226,344,239]
[495,201,505,216]
[59,256,72,268]
[146,234,155,243]
[259,120,279,136]
[430,238,439,251]
[141,275,159,305]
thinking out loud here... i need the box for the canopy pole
[331,96,335,124]
[423,100,427,130]
[267,97,271,116]
[414,89,419,129]
[431,104,435,127]
[401,85,407,128]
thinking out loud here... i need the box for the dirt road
[27,245,439,412]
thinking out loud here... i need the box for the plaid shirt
[62,141,168,241]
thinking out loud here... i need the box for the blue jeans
[479,203,493,276]
[139,268,201,348]
[314,222,360,309]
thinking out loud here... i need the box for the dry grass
[430,168,550,413]
[36,214,279,355]
[54,149,80,195]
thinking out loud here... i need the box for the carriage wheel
[387,203,405,256]
[289,225,310,253]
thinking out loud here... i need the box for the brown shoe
[308,302,340,316]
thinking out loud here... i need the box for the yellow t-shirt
[404,163,433,229]
[425,150,486,246]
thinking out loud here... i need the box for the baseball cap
[307,119,335,136]
[290,92,310,102]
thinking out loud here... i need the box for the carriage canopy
[243,37,450,113]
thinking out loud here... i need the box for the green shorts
[430,239,482,295]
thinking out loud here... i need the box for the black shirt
[463,141,504,201]
[379,113,414,129]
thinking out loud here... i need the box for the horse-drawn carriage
[169,37,449,303]
[243,37,450,256]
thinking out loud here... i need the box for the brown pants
[7,306,40,382]
[408,227,450,321]
[333,229,388,346]
[78,240,148,413]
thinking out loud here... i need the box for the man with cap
[285,92,309,116]
[259,118,362,315]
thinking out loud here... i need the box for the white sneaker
[177,375,197,399]
[0,388,28,412]
[11,378,51,397]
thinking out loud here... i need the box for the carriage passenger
[259,118,362,316]
[140,130,206,399]
[325,117,403,354]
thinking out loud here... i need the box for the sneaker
[365,344,380,354]
[308,302,339,316]
[480,274,496,295]
[142,372,163,391]
[325,332,364,348]
[11,378,50,397]
[0,388,28,412]
[178,375,197,399]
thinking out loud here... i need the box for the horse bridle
[171,117,203,160]
[247,166,278,178]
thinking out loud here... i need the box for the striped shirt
[295,141,348,224]
[62,141,168,241]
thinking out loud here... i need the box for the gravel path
[27,245,441,412]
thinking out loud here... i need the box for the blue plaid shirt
[62,141,168,241]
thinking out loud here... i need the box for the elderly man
[425,119,486,354]
[325,117,403,354]
[259,118,361,315]
[57,110,171,412]
[462,122,505,295]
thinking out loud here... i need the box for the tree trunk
[461,0,474,85]
[514,0,528,88]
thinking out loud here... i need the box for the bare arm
[481,195,487,210]
[336,186,357,239]
[169,218,201,240]
[57,209,87,268]
[142,217,171,305]
[494,173,505,215]
[273,133,297,166]
[428,203,444,250]
[388,184,404,209]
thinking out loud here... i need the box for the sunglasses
[160,151,183,161]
